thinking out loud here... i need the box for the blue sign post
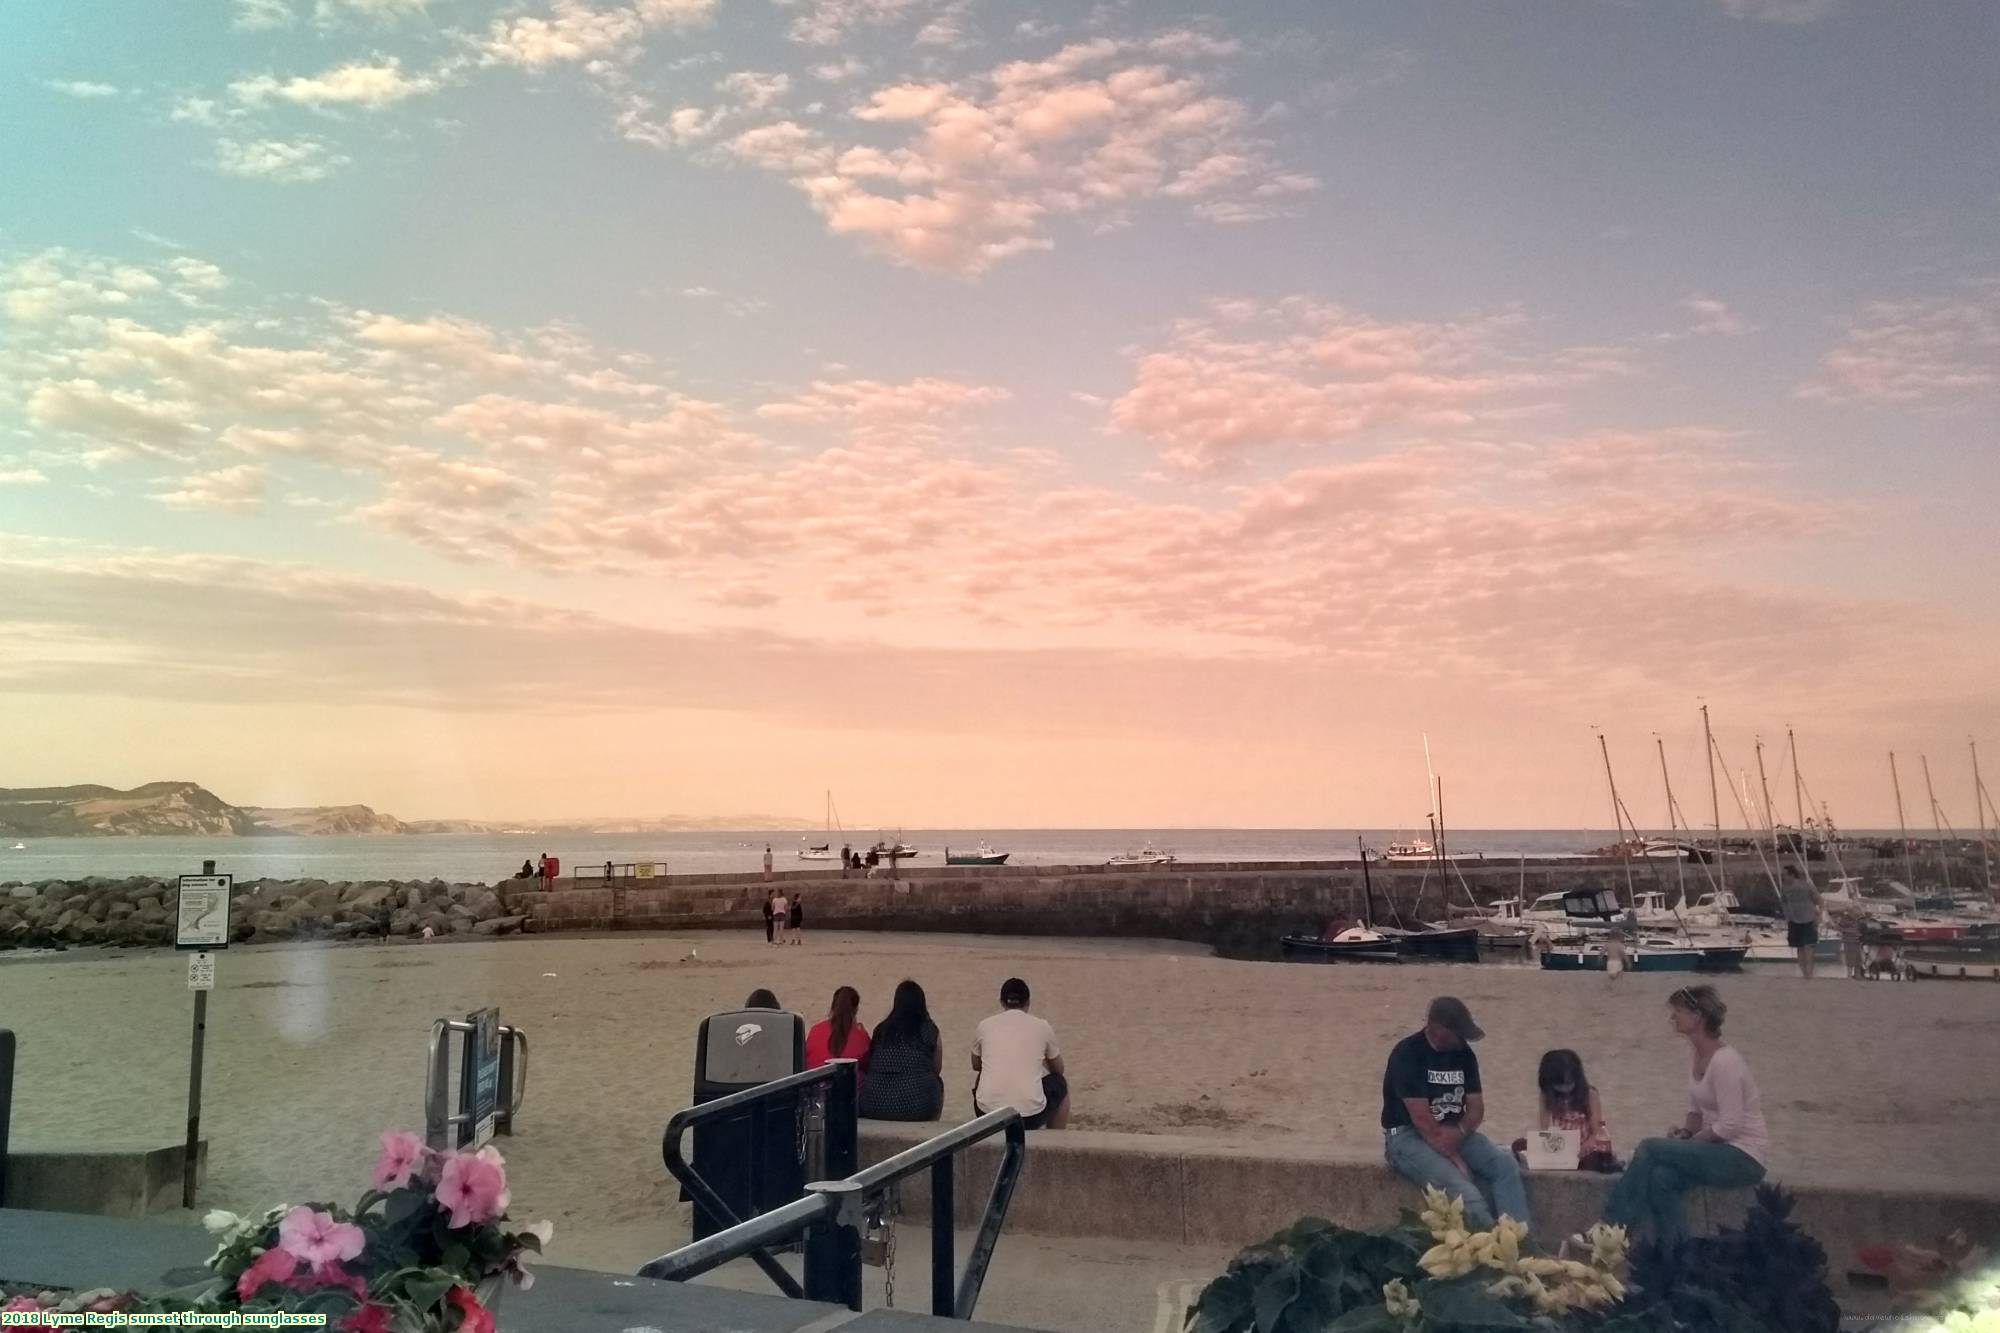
[459,1007,501,1148]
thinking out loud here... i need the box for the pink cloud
[1799,285,2000,404]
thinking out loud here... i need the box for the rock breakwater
[0,876,526,950]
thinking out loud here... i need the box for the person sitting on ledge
[1601,984,1766,1244]
[860,979,945,1122]
[1381,996,1531,1234]
[972,976,1069,1129]
[515,859,535,879]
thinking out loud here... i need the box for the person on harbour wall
[763,845,774,881]
[1779,863,1822,979]
[1380,996,1531,1233]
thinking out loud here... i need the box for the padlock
[861,1228,889,1267]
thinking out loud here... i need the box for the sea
[0,828,1611,886]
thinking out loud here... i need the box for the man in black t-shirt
[1379,996,1531,1233]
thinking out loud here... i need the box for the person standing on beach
[1602,985,1767,1243]
[1780,863,1822,978]
[763,845,774,881]
[1380,997,1530,1234]
[788,892,805,946]
[762,890,777,945]
[972,977,1069,1129]
[770,889,789,947]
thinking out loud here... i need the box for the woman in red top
[805,986,871,1088]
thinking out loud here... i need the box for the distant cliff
[0,782,263,838]
[240,804,410,835]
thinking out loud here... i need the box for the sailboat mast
[1755,738,1782,868]
[1598,732,1635,905]
[1891,752,1917,889]
[1788,728,1807,846]
[1657,735,1687,906]
[1921,754,1952,891]
[1702,704,1727,891]
[1975,740,1996,897]
[1358,834,1376,927]
[1434,776,1447,864]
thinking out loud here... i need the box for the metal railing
[570,860,671,884]
[642,1060,1027,1320]
[0,1029,13,1207]
[424,1018,528,1150]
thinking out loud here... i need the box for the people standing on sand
[762,890,777,945]
[770,890,789,947]
[806,986,871,1089]
[972,977,1069,1129]
[1780,863,1822,979]
[1602,985,1767,1243]
[788,892,805,945]
[861,979,944,1122]
[1381,996,1531,1233]
[764,845,774,881]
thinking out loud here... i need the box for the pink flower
[434,1146,509,1230]
[3,1296,44,1312]
[372,1130,428,1190]
[288,1261,369,1302]
[278,1206,365,1268]
[342,1306,394,1333]
[236,1247,299,1302]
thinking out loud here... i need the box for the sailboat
[1282,835,1481,963]
[799,791,840,861]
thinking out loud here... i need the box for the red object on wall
[544,856,560,879]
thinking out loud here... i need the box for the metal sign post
[176,859,232,1209]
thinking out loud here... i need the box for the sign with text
[187,952,215,990]
[635,861,656,879]
[176,875,233,951]
[459,1007,501,1148]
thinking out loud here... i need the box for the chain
[883,1204,897,1309]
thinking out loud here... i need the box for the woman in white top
[1603,984,1768,1243]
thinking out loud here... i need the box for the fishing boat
[799,790,841,861]
[871,838,918,860]
[1107,844,1174,867]
[945,842,1010,866]
[1383,839,1436,861]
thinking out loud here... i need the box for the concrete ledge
[857,1122,2000,1270]
[4,1140,208,1217]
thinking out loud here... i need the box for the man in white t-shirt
[971,977,1069,1129]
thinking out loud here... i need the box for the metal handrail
[642,1098,1027,1320]
[570,861,670,883]
[424,1019,528,1150]
[657,1061,857,1299]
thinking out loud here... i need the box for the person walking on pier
[1780,863,1822,979]
[1381,996,1530,1234]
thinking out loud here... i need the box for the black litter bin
[686,1006,807,1240]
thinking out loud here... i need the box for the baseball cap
[1427,996,1484,1043]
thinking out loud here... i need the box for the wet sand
[2,930,1994,1269]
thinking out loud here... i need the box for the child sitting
[1514,1049,1619,1173]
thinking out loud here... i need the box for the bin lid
[700,1008,803,1087]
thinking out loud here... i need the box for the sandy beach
[3,929,1996,1271]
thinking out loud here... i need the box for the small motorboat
[1383,839,1436,861]
[8,842,24,851]
[1107,844,1174,867]
[945,842,1010,866]
[871,839,919,859]
[798,841,836,861]
[1541,944,1706,973]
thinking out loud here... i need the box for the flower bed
[2,1131,548,1332]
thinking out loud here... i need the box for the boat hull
[1541,948,1704,973]
[946,853,1010,865]
[1384,927,1483,963]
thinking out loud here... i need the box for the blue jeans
[1604,1137,1765,1244]
[1385,1126,1533,1233]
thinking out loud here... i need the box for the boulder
[137,896,163,914]
[346,884,396,912]
[107,902,134,920]
[53,909,80,935]
[136,904,167,926]
[463,889,504,919]
[60,914,97,943]
[418,912,453,938]
[307,884,344,912]
[0,906,20,932]
[62,894,90,913]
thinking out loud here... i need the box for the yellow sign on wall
[635,862,655,879]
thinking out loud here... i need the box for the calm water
[0,828,1608,885]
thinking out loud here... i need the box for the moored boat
[945,842,1010,866]
[1541,944,1705,972]
[1107,844,1174,867]
[1280,926,1401,964]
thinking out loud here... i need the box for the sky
[1,0,1997,831]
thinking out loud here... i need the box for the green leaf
[1325,1306,1403,1333]
[399,1268,458,1315]
[1418,1273,1531,1329]
[1251,1264,1300,1333]
[1188,1270,1254,1333]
